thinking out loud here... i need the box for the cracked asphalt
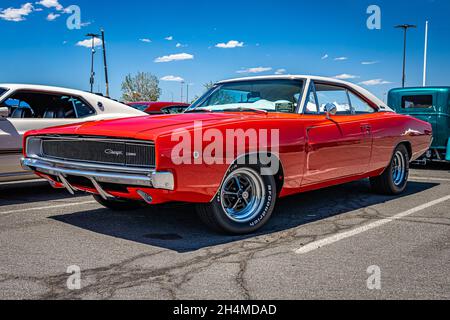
[0,164,449,300]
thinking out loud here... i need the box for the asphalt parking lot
[0,164,449,300]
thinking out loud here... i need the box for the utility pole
[86,33,100,93]
[101,29,110,97]
[186,83,189,103]
[181,81,185,102]
[395,24,417,88]
[423,21,429,87]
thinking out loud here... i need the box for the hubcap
[220,168,266,223]
[392,151,407,186]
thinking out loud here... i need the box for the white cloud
[36,0,63,11]
[215,40,244,49]
[334,57,348,61]
[161,75,185,82]
[359,79,392,86]
[321,54,329,60]
[154,53,194,63]
[275,69,287,75]
[46,12,60,21]
[139,38,152,43]
[361,61,379,65]
[176,43,187,48]
[333,74,360,80]
[0,3,34,22]
[165,36,173,41]
[237,67,272,74]
[76,38,103,48]
[80,21,91,27]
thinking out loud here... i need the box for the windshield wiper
[222,107,268,114]
[184,108,213,113]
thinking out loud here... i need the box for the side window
[348,91,376,114]
[3,98,34,118]
[304,83,318,114]
[314,83,352,115]
[402,95,433,109]
[70,96,95,118]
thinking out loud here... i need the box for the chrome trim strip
[28,156,153,174]
[32,135,155,146]
[21,157,175,191]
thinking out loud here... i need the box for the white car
[0,84,146,183]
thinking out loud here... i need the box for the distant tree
[203,81,216,91]
[121,72,161,102]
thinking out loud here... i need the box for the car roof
[0,83,110,100]
[0,83,147,116]
[216,75,392,112]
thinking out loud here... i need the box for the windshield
[187,79,304,113]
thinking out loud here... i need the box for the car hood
[29,112,270,140]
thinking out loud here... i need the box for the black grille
[41,138,155,168]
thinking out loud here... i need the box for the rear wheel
[370,144,410,195]
[93,195,145,211]
[196,166,276,234]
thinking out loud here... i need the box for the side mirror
[324,103,337,119]
[0,106,8,118]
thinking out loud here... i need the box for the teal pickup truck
[388,87,450,163]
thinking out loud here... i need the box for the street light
[86,33,100,93]
[395,24,417,88]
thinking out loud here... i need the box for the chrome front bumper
[21,157,175,197]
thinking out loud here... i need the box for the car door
[0,90,95,180]
[301,82,373,186]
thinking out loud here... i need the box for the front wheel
[370,144,410,195]
[93,195,145,211]
[196,166,277,234]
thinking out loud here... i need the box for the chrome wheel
[392,150,407,186]
[220,168,266,223]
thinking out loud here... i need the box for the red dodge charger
[22,76,432,234]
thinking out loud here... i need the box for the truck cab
[388,87,450,162]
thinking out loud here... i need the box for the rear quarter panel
[369,112,432,172]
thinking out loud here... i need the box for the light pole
[86,33,100,93]
[423,21,429,87]
[101,29,110,97]
[181,81,185,102]
[395,24,417,88]
[185,83,194,104]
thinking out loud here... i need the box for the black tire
[370,144,410,195]
[93,195,145,211]
[196,165,277,234]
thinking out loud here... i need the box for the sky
[0,0,449,102]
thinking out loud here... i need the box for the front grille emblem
[104,149,123,156]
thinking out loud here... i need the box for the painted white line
[295,195,450,255]
[0,200,97,216]
[410,176,450,182]
[0,179,46,186]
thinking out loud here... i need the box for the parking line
[0,200,97,216]
[294,195,450,255]
[410,176,450,182]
